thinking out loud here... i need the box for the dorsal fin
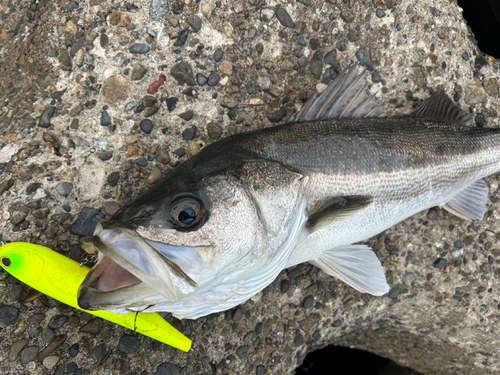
[409,90,474,126]
[288,63,385,123]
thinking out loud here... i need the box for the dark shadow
[457,0,500,58]
[296,345,422,375]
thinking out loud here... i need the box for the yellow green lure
[0,242,191,352]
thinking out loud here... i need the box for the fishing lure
[0,242,191,352]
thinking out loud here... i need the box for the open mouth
[77,227,201,312]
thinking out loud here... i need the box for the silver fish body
[77,65,499,319]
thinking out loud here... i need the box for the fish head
[77,159,274,314]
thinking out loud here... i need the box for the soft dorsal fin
[306,195,373,233]
[442,179,488,221]
[288,63,385,123]
[409,90,474,126]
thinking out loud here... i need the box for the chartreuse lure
[0,242,191,352]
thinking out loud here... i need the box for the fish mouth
[77,227,199,312]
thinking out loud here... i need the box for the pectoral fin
[310,244,389,296]
[442,179,488,221]
[306,195,373,233]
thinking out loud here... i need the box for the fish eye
[169,196,204,229]
[1,257,11,268]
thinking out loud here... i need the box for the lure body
[0,242,191,352]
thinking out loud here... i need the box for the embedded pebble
[187,140,206,156]
[208,72,220,86]
[218,60,233,76]
[129,43,150,54]
[20,346,39,364]
[355,49,374,70]
[182,126,197,140]
[43,356,60,370]
[55,182,73,196]
[131,62,148,81]
[107,172,120,187]
[9,202,30,225]
[303,295,314,309]
[207,122,222,139]
[39,106,56,128]
[179,110,194,121]
[170,62,195,85]
[154,362,180,375]
[166,97,178,111]
[433,257,448,269]
[197,73,208,85]
[187,15,202,32]
[174,29,189,46]
[49,315,69,329]
[267,108,287,123]
[276,8,295,28]
[150,0,169,21]
[100,110,111,126]
[214,49,223,62]
[8,339,28,361]
[465,84,487,105]
[147,167,163,184]
[118,335,141,354]
[140,119,154,134]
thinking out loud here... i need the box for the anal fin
[442,179,488,221]
[310,244,389,296]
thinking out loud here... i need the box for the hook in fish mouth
[77,227,201,312]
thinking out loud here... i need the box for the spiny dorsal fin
[442,179,488,221]
[306,195,373,233]
[288,63,385,123]
[409,90,474,126]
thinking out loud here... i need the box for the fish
[77,63,498,319]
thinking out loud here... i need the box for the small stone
[20,346,39,364]
[179,110,194,121]
[170,62,195,86]
[69,343,79,357]
[267,107,287,123]
[276,8,295,28]
[41,328,55,342]
[150,0,169,21]
[38,334,66,361]
[426,208,438,220]
[100,110,112,126]
[221,98,238,109]
[388,287,399,299]
[294,333,304,346]
[173,148,186,157]
[129,43,150,54]
[483,79,499,96]
[261,8,274,21]
[183,126,197,140]
[433,257,447,269]
[258,76,271,91]
[117,335,141,354]
[236,345,249,359]
[218,60,233,76]
[0,305,20,325]
[376,9,386,17]
[70,207,105,237]
[49,315,69,329]
[174,29,189,46]
[154,362,180,375]
[147,167,162,184]
[32,207,50,219]
[281,280,290,293]
[79,319,102,334]
[103,201,121,216]
[107,172,120,187]
[59,50,72,67]
[118,13,131,27]
[297,0,311,5]
[166,97,178,112]
[355,49,374,71]
[131,62,148,81]
[9,202,30,225]
[64,20,78,34]
[207,122,222,139]
[465,84,487,105]
[111,52,125,67]
[140,119,154,134]
[156,150,171,164]
[100,33,109,48]
[97,151,113,161]
[43,355,60,369]
[8,339,28,361]
[39,106,56,128]
[197,73,208,85]
[303,295,314,309]
[0,179,14,195]
[214,49,223,62]
[372,70,382,83]
[187,15,202,32]
[55,182,73,196]
[102,75,131,103]
[208,72,220,86]
[187,140,206,156]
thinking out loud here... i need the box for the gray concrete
[0,0,499,373]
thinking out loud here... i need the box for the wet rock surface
[0,0,500,374]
